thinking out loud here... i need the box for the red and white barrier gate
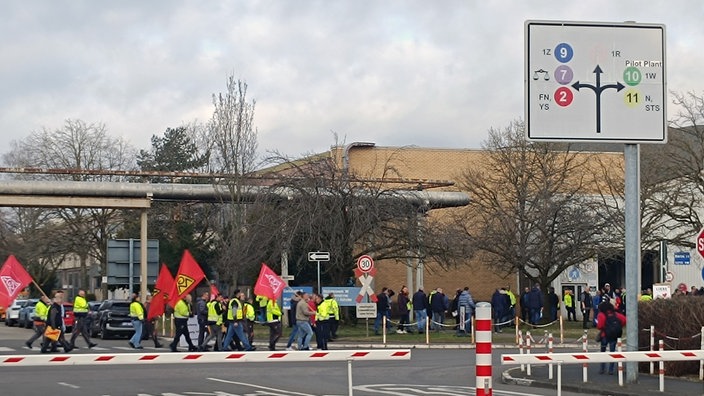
[502,349,704,364]
[0,349,411,367]
[503,349,704,394]
[475,302,492,396]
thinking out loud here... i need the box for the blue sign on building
[321,286,362,307]
[281,286,313,310]
[674,252,691,265]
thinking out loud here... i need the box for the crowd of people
[372,285,477,336]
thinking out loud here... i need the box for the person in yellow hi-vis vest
[263,296,282,350]
[70,289,97,349]
[202,294,224,351]
[564,289,576,322]
[169,294,197,352]
[128,294,145,349]
[221,291,255,352]
[25,295,50,349]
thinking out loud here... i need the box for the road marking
[353,384,546,396]
[0,347,16,352]
[58,382,80,389]
[208,378,314,396]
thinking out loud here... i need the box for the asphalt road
[0,324,585,396]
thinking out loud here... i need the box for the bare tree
[455,120,612,289]
[2,119,136,292]
[250,142,470,286]
[207,75,260,287]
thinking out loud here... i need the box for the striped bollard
[548,332,554,380]
[582,331,588,382]
[659,339,665,392]
[518,330,525,372]
[699,326,704,381]
[526,330,532,376]
[617,337,623,386]
[475,302,492,396]
[650,325,655,375]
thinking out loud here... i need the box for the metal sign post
[308,251,330,294]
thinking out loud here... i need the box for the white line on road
[207,378,315,396]
[58,382,80,389]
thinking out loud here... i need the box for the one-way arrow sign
[308,251,330,261]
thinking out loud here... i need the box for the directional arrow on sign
[571,65,625,133]
[308,251,330,262]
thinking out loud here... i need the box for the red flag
[0,255,33,308]
[168,250,206,307]
[209,283,220,300]
[147,264,174,320]
[253,263,285,301]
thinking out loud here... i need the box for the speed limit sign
[356,255,374,273]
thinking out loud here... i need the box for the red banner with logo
[168,250,206,307]
[253,263,285,301]
[0,255,33,308]
[147,263,174,320]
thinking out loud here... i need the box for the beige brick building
[331,143,622,302]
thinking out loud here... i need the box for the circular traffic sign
[665,271,674,283]
[696,228,704,259]
[357,255,374,273]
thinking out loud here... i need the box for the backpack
[604,313,623,340]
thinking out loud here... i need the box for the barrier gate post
[475,302,492,396]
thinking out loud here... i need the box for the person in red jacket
[596,301,627,375]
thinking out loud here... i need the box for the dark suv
[92,300,133,339]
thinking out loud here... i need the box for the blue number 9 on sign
[554,43,573,63]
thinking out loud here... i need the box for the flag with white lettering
[253,263,285,301]
[0,255,33,308]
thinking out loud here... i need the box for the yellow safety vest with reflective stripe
[316,300,328,321]
[325,298,339,320]
[506,290,516,307]
[174,299,190,319]
[244,302,255,321]
[130,301,145,321]
[207,300,222,325]
[231,298,245,320]
[34,300,49,321]
[73,295,89,314]
[265,299,282,322]
[226,299,235,321]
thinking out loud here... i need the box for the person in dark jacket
[491,288,507,332]
[373,287,390,335]
[580,290,593,329]
[527,284,544,325]
[412,287,428,333]
[519,287,530,322]
[196,291,209,350]
[429,288,446,332]
[396,286,411,334]
[42,290,72,353]
[547,287,560,322]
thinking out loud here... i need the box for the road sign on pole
[525,20,666,143]
[308,251,330,294]
[308,251,330,262]
[696,229,704,259]
[356,255,374,273]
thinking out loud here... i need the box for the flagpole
[31,279,50,300]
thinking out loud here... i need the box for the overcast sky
[1,1,701,160]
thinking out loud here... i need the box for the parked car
[62,302,75,333]
[92,300,133,339]
[4,299,27,327]
[87,301,102,337]
[0,305,5,321]
[17,299,39,329]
